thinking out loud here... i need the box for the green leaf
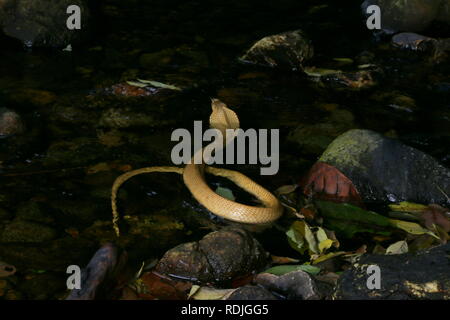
[389,202,428,213]
[286,221,318,254]
[316,200,393,238]
[304,67,341,78]
[264,264,321,276]
[312,251,346,264]
[126,80,148,88]
[389,219,439,239]
[274,184,298,196]
[318,239,334,253]
[137,79,182,91]
[333,58,354,65]
[215,186,235,201]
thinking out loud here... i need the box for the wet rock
[155,227,269,284]
[0,0,90,47]
[0,278,21,299]
[287,109,356,155]
[240,30,314,71]
[370,91,418,113]
[0,208,12,220]
[254,270,323,300]
[50,200,104,227]
[44,138,106,167]
[0,108,24,137]
[16,201,54,224]
[9,89,56,106]
[318,129,450,206]
[334,243,450,299]
[312,69,379,90]
[139,48,176,70]
[226,285,278,300]
[50,104,97,126]
[361,0,444,34]
[18,273,66,300]
[391,32,450,61]
[392,33,438,51]
[99,108,165,129]
[0,236,96,271]
[436,1,450,23]
[139,45,209,74]
[0,220,57,243]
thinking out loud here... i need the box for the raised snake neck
[111,99,283,236]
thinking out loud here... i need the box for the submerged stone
[0,0,90,47]
[287,109,357,155]
[361,0,444,34]
[0,108,24,137]
[0,220,57,243]
[240,30,314,71]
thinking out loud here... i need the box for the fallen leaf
[137,79,182,91]
[126,80,148,88]
[275,184,298,196]
[286,221,319,255]
[333,58,354,65]
[389,202,428,213]
[372,244,386,254]
[312,251,346,264]
[300,162,363,206]
[386,240,408,255]
[87,162,111,174]
[316,201,392,238]
[318,239,334,253]
[138,272,191,300]
[188,286,236,300]
[304,67,342,77]
[215,186,235,201]
[389,219,439,239]
[271,255,300,264]
[264,264,321,276]
[419,204,450,233]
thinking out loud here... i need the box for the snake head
[210,98,240,140]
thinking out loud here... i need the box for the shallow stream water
[0,0,449,299]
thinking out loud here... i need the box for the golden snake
[111,99,283,236]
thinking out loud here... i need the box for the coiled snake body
[111,99,283,236]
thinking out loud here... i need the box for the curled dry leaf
[271,255,300,264]
[136,271,192,300]
[188,285,236,300]
[300,162,363,206]
[386,240,409,255]
[420,204,450,233]
[275,184,299,196]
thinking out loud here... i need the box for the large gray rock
[361,0,446,34]
[319,129,450,206]
[334,243,450,299]
[0,0,90,47]
[254,270,324,300]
